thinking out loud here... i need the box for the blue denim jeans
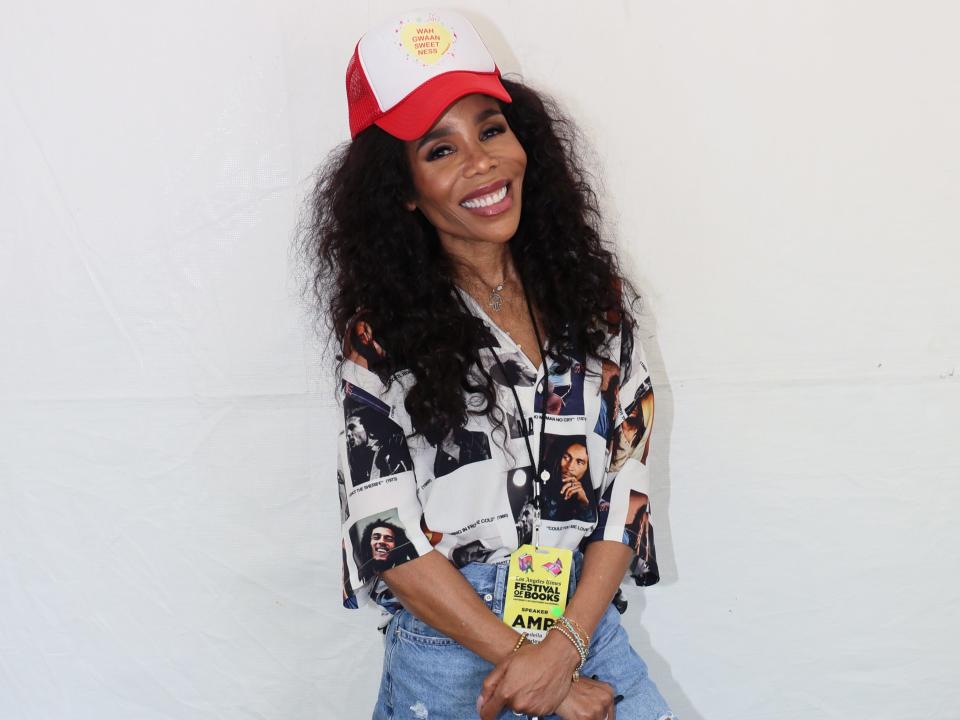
[372,553,674,719]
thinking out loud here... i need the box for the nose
[462,140,497,177]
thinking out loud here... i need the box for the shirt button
[540,470,551,481]
[483,593,494,602]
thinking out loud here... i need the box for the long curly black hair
[300,77,639,445]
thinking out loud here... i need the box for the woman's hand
[554,677,617,720]
[477,632,580,719]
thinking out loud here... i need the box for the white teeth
[461,184,508,208]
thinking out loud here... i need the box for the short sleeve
[582,321,660,586]
[336,316,434,609]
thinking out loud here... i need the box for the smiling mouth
[460,183,508,208]
[373,546,390,558]
[459,181,513,216]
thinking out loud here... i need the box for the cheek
[411,165,454,207]
[508,141,528,179]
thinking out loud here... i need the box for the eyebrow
[416,107,505,151]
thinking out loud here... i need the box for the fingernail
[476,695,483,714]
[614,694,624,704]
[591,674,599,680]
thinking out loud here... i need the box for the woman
[303,10,674,719]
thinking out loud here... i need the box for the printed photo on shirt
[343,311,386,370]
[534,352,586,416]
[451,539,496,567]
[593,357,621,440]
[341,541,358,609]
[432,426,492,478]
[624,490,659,586]
[506,407,535,439]
[349,509,418,584]
[539,434,596,523]
[583,480,615,545]
[337,467,349,522]
[608,376,654,473]
[481,348,537,389]
[506,465,537,545]
[342,381,412,486]
[420,515,443,547]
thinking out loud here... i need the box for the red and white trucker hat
[345,10,512,141]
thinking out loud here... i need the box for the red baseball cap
[345,10,512,141]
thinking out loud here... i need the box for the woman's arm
[379,550,521,664]
[561,539,633,640]
[477,540,631,720]
[382,540,630,662]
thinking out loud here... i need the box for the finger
[480,663,506,697]
[478,691,506,720]
[477,665,506,714]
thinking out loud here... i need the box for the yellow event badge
[503,544,573,642]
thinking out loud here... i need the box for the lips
[460,179,509,204]
[372,545,390,559]
[459,179,514,216]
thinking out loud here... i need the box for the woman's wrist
[539,626,583,673]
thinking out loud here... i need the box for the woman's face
[369,526,396,561]
[404,93,527,249]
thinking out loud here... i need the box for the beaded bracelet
[511,631,529,654]
[560,616,591,646]
[555,622,588,659]
[548,623,588,679]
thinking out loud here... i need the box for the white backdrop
[2,1,959,718]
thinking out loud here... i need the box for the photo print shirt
[336,291,660,610]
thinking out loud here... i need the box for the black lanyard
[453,285,551,543]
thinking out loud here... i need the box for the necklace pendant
[489,284,504,312]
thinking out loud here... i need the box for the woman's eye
[481,124,506,140]
[426,145,453,161]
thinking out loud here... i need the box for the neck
[440,234,515,288]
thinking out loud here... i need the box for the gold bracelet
[511,631,528,653]
[548,624,587,673]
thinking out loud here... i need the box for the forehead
[565,443,588,458]
[439,92,502,119]
[419,93,504,137]
[371,526,394,536]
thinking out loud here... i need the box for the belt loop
[494,560,508,617]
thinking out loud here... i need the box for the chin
[468,216,522,245]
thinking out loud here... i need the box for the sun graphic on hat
[398,18,455,66]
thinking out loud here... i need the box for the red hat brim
[374,70,512,142]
